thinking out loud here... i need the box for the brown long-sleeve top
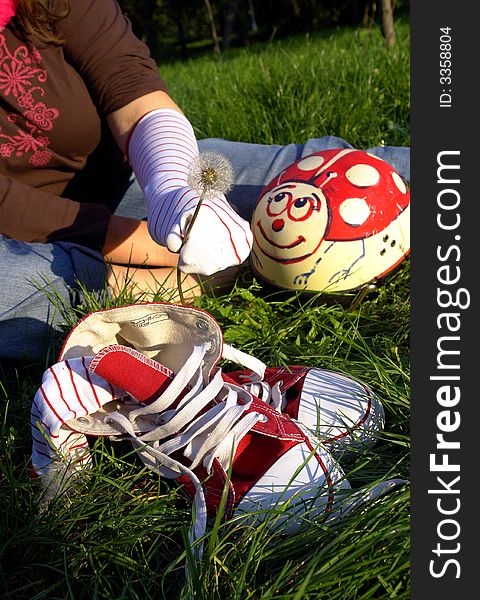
[0,0,167,248]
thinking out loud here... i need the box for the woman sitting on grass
[0,0,409,361]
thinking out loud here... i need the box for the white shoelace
[222,344,286,411]
[104,342,262,558]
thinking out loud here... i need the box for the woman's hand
[102,214,240,303]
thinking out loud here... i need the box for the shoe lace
[222,344,286,411]
[104,342,262,558]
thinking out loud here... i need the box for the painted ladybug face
[250,149,410,293]
[252,182,328,264]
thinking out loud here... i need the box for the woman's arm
[103,214,178,266]
[106,90,183,155]
[103,91,188,267]
[106,91,252,276]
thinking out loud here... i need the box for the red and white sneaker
[222,358,385,458]
[31,303,399,559]
[55,302,384,457]
[31,303,353,555]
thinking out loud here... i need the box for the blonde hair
[13,0,70,46]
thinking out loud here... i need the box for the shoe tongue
[59,304,223,380]
[90,345,174,404]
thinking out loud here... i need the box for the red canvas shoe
[31,303,352,555]
[88,344,351,538]
[53,301,385,457]
[222,360,385,457]
[31,303,406,560]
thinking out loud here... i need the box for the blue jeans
[0,137,410,361]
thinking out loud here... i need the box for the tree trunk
[222,0,242,51]
[173,0,189,60]
[203,0,222,60]
[138,0,158,48]
[361,0,373,26]
[381,0,396,48]
[291,0,301,18]
[247,0,258,33]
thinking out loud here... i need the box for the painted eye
[266,190,292,216]
[294,197,309,208]
[288,194,319,222]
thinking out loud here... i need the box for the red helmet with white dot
[250,149,410,293]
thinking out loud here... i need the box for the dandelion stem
[176,152,234,305]
[176,189,207,305]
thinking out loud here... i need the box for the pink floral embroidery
[30,149,52,166]
[0,58,38,96]
[17,92,35,108]
[11,129,50,155]
[0,33,59,167]
[23,102,59,131]
[0,142,13,156]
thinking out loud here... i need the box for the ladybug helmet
[250,149,410,293]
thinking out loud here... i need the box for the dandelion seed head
[188,151,234,198]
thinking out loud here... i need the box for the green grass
[160,20,410,149]
[0,21,410,600]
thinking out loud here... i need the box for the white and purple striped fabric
[127,108,252,276]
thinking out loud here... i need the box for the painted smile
[257,221,305,249]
